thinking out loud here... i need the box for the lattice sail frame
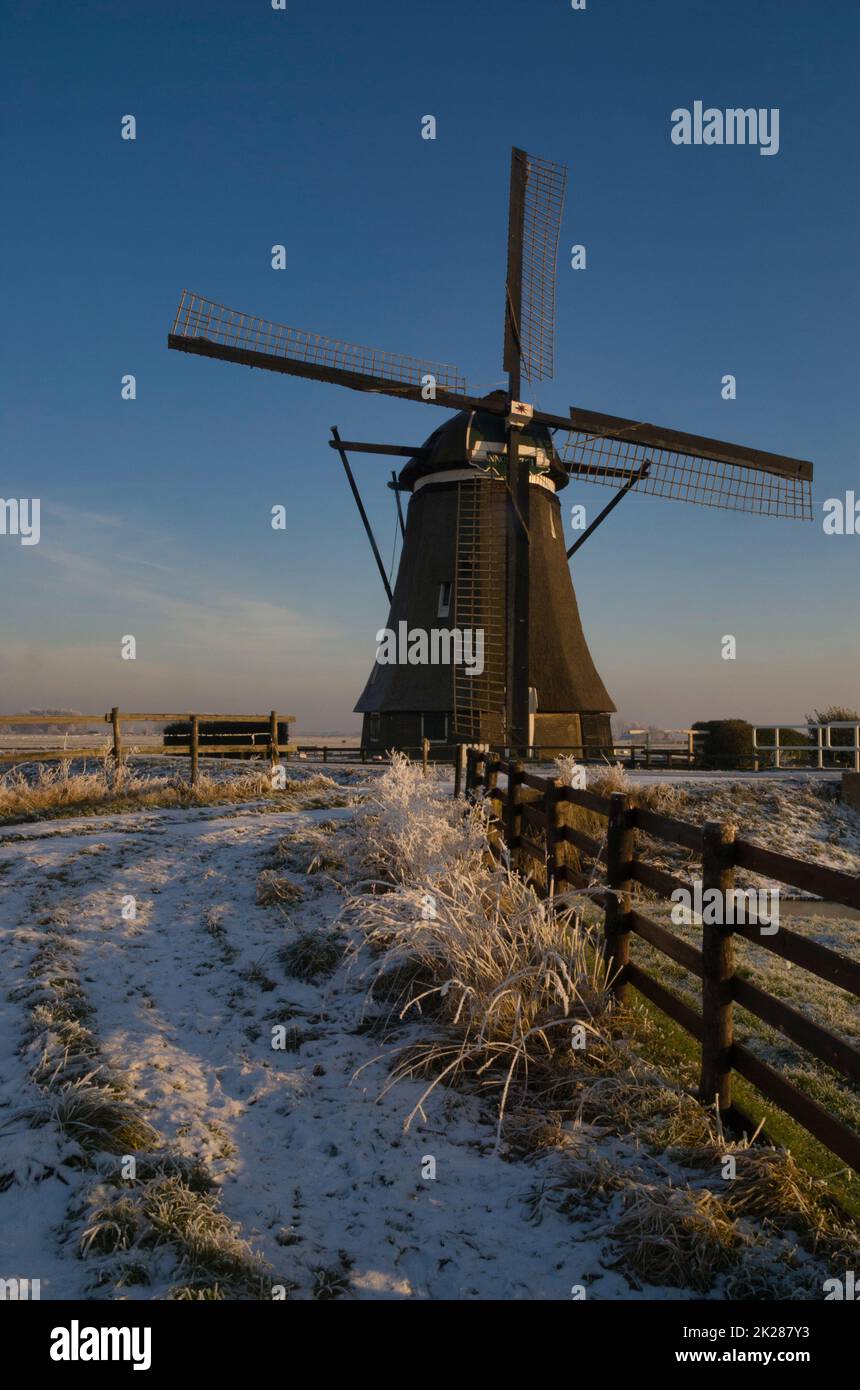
[560,430,813,519]
[517,153,568,384]
[171,291,467,395]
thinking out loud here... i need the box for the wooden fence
[753,722,860,772]
[0,710,296,786]
[461,747,860,1174]
[292,742,703,769]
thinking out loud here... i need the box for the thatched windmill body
[352,396,615,754]
[168,149,813,755]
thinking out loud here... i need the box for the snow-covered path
[0,802,670,1301]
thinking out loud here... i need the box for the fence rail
[460,747,860,1174]
[0,710,295,785]
[753,722,860,772]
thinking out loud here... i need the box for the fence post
[110,707,122,765]
[699,820,737,1115]
[603,792,634,1004]
[470,744,487,798]
[484,751,501,824]
[422,737,429,778]
[323,745,328,764]
[505,759,525,856]
[453,743,466,798]
[190,715,199,786]
[269,710,280,767]
[545,776,565,896]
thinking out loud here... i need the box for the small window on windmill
[422,713,448,742]
[437,581,452,618]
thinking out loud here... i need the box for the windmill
[168,148,813,756]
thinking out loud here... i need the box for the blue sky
[1,0,857,730]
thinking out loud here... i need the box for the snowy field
[0,793,666,1300]
[0,765,857,1301]
[0,794,644,1300]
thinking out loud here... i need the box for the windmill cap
[398,397,568,492]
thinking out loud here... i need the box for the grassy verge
[627,989,860,1224]
[625,901,860,1146]
[346,757,858,1295]
[553,760,860,1223]
[0,761,352,824]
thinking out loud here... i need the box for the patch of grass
[82,1176,273,1299]
[43,1076,161,1155]
[356,751,488,885]
[31,1017,101,1086]
[610,1183,744,1293]
[523,1141,630,1213]
[256,871,304,907]
[312,1263,351,1300]
[0,760,353,825]
[241,960,277,992]
[170,1284,227,1300]
[202,906,229,939]
[278,929,345,982]
[723,1244,827,1300]
[351,860,612,1140]
[306,851,345,876]
[128,1152,213,1194]
[80,1191,141,1254]
[367,958,442,1022]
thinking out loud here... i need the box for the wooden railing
[296,742,701,768]
[753,721,860,771]
[461,747,860,1174]
[0,710,295,785]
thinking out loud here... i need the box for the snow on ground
[0,772,854,1301]
[0,797,659,1301]
[525,765,860,882]
[644,776,860,878]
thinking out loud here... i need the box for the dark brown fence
[461,748,860,1174]
[0,710,295,786]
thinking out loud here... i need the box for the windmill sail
[560,408,813,519]
[503,149,567,384]
[169,291,467,400]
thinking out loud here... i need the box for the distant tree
[805,706,860,747]
[804,705,860,762]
